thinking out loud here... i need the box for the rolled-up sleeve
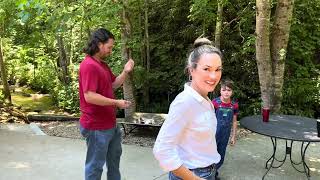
[153,98,191,171]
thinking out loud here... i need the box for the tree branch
[223,2,252,30]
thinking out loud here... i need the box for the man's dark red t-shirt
[79,55,117,130]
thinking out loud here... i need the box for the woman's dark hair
[186,37,222,73]
[83,28,115,56]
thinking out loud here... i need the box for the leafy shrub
[28,66,56,93]
[282,77,320,117]
[0,90,4,103]
[51,79,79,114]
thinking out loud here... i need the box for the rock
[6,116,17,123]
[21,92,31,97]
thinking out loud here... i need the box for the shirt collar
[87,55,108,67]
[184,83,210,103]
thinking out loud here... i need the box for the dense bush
[51,79,79,114]
[0,90,4,103]
[50,64,80,114]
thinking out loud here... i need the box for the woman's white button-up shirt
[153,83,221,171]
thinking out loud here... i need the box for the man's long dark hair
[83,28,115,56]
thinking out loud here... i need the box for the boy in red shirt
[212,79,239,180]
[79,28,134,180]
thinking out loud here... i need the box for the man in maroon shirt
[79,28,134,180]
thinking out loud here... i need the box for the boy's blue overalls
[213,97,237,175]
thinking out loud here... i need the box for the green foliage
[28,66,56,93]
[2,0,318,118]
[188,0,217,33]
[217,0,258,117]
[0,90,4,103]
[50,63,80,113]
[0,0,18,36]
[5,44,56,93]
[283,0,320,117]
[51,79,79,113]
[282,78,319,117]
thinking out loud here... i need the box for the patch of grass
[12,92,58,112]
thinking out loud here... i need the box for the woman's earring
[189,75,192,81]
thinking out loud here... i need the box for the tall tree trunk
[69,27,74,66]
[56,35,70,84]
[215,0,223,49]
[145,0,150,72]
[80,6,85,43]
[138,0,146,67]
[121,0,136,118]
[256,0,272,109]
[270,0,294,112]
[143,0,150,108]
[0,38,12,104]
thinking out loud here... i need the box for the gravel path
[37,121,252,148]
[37,121,159,147]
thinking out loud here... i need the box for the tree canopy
[0,0,319,118]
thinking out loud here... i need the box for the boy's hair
[220,79,234,90]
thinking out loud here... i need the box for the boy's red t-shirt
[79,55,117,130]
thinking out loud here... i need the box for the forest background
[0,0,319,119]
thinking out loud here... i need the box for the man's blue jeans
[80,125,122,180]
[168,165,216,180]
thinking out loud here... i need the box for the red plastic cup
[262,108,270,123]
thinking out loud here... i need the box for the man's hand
[124,59,134,74]
[112,59,135,89]
[115,99,131,109]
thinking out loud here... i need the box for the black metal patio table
[240,115,320,180]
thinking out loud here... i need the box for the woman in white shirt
[153,38,222,180]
